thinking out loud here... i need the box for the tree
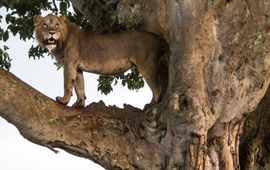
[1,0,270,169]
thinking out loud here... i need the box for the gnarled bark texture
[240,86,270,170]
[1,0,270,169]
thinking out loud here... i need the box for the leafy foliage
[81,0,120,33]
[0,45,11,70]
[28,45,49,59]
[0,14,11,70]
[97,76,114,95]
[97,66,144,95]
[0,0,145,94]
[120,66,144,91]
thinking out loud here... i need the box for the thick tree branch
[0,68,163,169]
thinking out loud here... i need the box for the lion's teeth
[46,38,56,44]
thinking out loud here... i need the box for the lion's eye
[43,23,48,28]
[55,23,60,29]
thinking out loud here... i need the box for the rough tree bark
[1,0,270,169]
[240,86,270,170]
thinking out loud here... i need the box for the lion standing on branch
[34,14,168,108]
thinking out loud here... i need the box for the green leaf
[5,14,11,23]
[97,75,114,95]
[60,1,67,12]
[0,54,3,64]
[3,45,9,50]
[0,46,11,71]
[3,30,9,42]
[28,45,48,59]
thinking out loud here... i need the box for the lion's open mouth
[44,37,57,50]
[45,37,57,45]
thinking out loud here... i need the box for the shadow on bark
[240,85,270,170]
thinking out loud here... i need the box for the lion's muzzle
[44,36,58,50]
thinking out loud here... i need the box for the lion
[33,14,167,108]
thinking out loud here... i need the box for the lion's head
[33,14,68,50]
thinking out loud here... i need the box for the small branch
[45,143,59,154]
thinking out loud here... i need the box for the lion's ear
[59,15,67,23]
[33,15,43,27]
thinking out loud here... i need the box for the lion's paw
[72,100,85,108]
[56,96,69,105]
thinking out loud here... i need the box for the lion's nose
[49,31,55,35]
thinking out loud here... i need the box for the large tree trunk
[1,0,270,169]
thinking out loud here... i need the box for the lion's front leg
[56,63,77,105]
[72,71,86,108]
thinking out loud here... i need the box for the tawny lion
[34,14,167,108]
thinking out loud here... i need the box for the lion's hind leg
[136,55,162,105]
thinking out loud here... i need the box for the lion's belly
[78,58,133,75]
